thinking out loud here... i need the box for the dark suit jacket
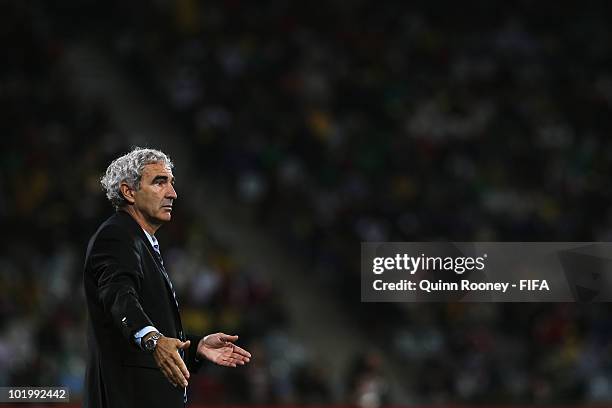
[83,211,202,408]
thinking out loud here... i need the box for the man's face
[132,162,177,225]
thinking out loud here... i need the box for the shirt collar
[142,228,159,249]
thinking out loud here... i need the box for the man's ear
[119,182,136,204]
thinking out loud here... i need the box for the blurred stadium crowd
[1,2,327,405]
[3,0,612,405]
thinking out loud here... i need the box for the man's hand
[150,334,191,388]
[197,332,252,367]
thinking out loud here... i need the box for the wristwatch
[143,331,162,353]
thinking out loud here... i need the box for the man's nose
[167,183,178,199]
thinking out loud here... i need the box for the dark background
[2,0,612,405]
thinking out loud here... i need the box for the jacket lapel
[114,211,182,317]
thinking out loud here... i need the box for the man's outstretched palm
[197,332,251,367]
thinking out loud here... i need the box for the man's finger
[166,359,188,387]
[154,355,174,383]
[161,361,175,385]
[171,362,188,387]
[172,340,191,379]
[219,334,238,343]
[161,357,183,387]
[173,351,190,380]
[231,345,252,358]
[228,356,245,366]
[220,357,237,367]
[229,351,249,363]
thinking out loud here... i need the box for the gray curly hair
[100,147,174,209]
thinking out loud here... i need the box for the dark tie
[152,242,187,405]
[152,242,179,309]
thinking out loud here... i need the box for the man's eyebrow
[151,175,175,183]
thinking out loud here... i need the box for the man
[84,147,251,407]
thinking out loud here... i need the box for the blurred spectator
[345,350,390,408]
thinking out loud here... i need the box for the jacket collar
[112,210,155,249]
